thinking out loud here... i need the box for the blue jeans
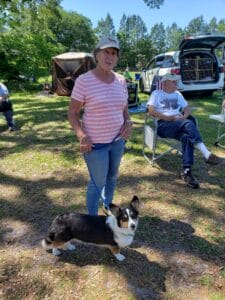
[157,118,202,167]
[84,138,125,215]
[3,110,14,127]
[0,101,14,127]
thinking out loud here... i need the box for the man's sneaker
[8,126,16,132]
[205,153,224,165]
[180,169,200,189]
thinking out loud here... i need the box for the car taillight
[219,66,225,73]
[170,68,180,75]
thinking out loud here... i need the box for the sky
[61,0,225,31]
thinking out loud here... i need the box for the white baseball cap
[95,36,120,50]
[161,73,180,82]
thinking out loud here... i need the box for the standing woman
[68,36,132,215]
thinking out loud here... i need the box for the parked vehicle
[139,33,225,95]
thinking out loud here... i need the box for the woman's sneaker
[180,169,200,189]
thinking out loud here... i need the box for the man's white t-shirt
[147,89,188,117]
[0,83,9,97]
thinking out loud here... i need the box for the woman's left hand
[119,120,133,140]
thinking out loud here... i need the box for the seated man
[147,73,224,189]
[0,82,16,131]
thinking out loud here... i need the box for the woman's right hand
[79,135,93,153]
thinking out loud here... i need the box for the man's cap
[95,36,120,50]
[161,73,180,82]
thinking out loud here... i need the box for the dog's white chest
[114,234,133,248]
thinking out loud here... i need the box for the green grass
[0,89,225,299]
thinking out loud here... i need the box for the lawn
[0,87,225,299]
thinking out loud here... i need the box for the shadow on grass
[0,256,55,299]
[0,169,168,299]
[0,93,225,298]
[0,95,84,165]
[0,169,224,253]
[154,152,225,190]
[59,245,167,299]
[0,169,224,299]
[0,170,87,246]
[138,216,225,265]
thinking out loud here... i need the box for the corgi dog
[42,196,139,261]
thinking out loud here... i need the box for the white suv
[139,33,225,95]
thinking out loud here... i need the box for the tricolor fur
[42,196,139,261]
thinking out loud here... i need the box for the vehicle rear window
[162,56,175,68]
[155,56,164,67]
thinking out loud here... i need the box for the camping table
[209,114,225,148]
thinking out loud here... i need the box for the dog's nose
[131,224,136,230]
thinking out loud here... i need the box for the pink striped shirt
[71,71,128,143]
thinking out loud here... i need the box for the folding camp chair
[142,75,197,166]
[209,90,225,149]
[142,113,182,166]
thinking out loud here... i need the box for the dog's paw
[114,253,126,261]
[65,242,76,251]
[52,248,62,256]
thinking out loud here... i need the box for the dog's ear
[109,203,121,217]
[130,195,140,212]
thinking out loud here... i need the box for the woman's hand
[172,114,185,120]
[79,135,93,153]
[166,114,185,121]
[119,120,133,140]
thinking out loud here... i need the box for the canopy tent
[52,52,95,96]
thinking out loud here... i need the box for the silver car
[139,33,225,95]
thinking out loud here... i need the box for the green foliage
[218,19,225,33]
[142,0,164,9]
[135,37,156,68]
[49,8,96,52]
[1,0,225,80]
[208,17,218,33]
[118,14,149,68]
[119,14,147,44]
[165,23,184,51]
[150,22,166,53]
[95,13,116,38]
[0,0,65,79]
[184,15,208,36]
